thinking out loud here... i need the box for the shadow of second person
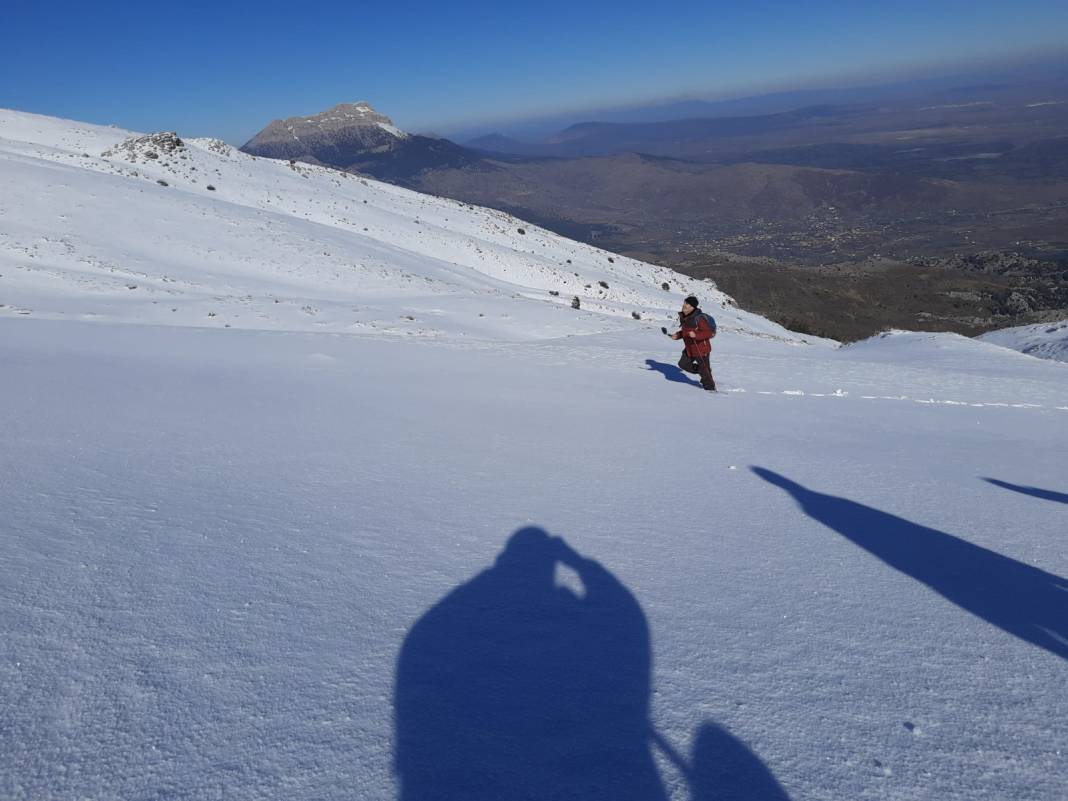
[753,467,1068,662]
[393,527,667,801]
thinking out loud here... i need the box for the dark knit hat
[684,295,699,309]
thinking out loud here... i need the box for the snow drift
[978,319,1068,363]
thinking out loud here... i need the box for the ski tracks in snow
[719,387,1067,412]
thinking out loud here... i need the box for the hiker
[670,295,717,391]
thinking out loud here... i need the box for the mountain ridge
[0,107,807,345]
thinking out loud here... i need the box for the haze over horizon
[4,1,1068,144]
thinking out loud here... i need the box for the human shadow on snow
[654,722,794,801]
[984,478,1068,506]
[691,722,793,801]
[645,358,701,386]
[393,527,793,800]
[754,468,1068,661]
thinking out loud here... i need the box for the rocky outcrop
[102,131,186,163]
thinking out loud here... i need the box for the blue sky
[3,0,1068,144]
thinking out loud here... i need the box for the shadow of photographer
[393,527,794,800]
[394,527,665,800]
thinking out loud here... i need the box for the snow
[0,108,794,343]
[375,121,408,138]
[2,109,1067,801]
[978,320,1068,363]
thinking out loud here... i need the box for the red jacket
[677,310,715,357]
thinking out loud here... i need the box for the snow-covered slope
[2,110,1066,801]
[0,108,803,344]
[978,319,1068,363]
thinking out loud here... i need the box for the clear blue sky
[4,0,1067,144]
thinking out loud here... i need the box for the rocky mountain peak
[301,101,403,132]
[240,101,410,166]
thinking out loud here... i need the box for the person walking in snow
[670,295,717,391]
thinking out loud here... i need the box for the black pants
[679,353,716,390]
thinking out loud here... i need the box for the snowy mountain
[978,319,1068,362]
[2,107,804,342]
[241,101,481,178]
[2,109,1067,801]
[242,101,409,156]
